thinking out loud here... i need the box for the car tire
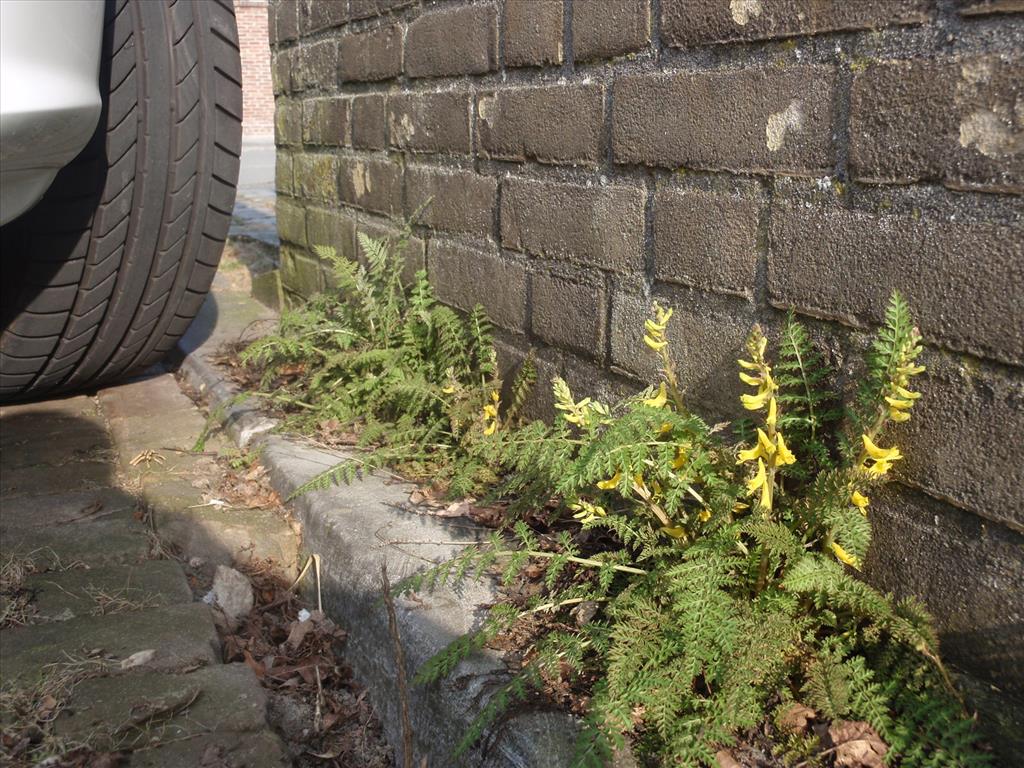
[0,0,242,400]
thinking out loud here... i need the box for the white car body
[0,0,105,225]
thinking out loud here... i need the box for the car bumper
[0,0,105,226]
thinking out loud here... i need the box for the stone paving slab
[25,560,191,621]
[53,663,272,745]
[1,603,218,679]
[128,729,289,768]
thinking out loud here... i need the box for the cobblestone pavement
[0,361,297,766]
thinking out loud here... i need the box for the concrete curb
[174,292,584,767]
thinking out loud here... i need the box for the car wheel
[0,0,242,400]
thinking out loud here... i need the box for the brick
[275,152,294,195]
[303,0,348,33]
[301,97,349,146]
[387,91,472,155]
[281,246,324,297]
[609,287,756,419]
[864,484,1024,691]
[274,99,303,146]
[956,0,1024,15]
[271,50,293,95]
[305,206,357,260]
[339,24,403,83]
[613,66,836,175]
[271,0,298,43]
[293,152,340,204]
[661,0,928,47]
[849,56,1024,193]
[653,185,761,297]
[428,241,527,331]
[349,0,416,20]
[573,0,650,62]
[477,85,604,166]
[337,156,403,215]
[351,95,387,150]
[889,349,1024,530]
[531,273,605,360]
[406,5,497,78]
[296,39,337,89]
[501,177,645,273]
[768,197,1024,367]
[504,0,563,67]
[276,197,307,245]
[405,166,497,238]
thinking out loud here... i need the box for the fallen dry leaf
[715,749,742,768]
[778,702,817,734]
[829,720,888,768]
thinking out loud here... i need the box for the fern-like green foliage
[401,294,987,767]
[242,231,526,495]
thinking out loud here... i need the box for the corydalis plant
[406,293,985,767]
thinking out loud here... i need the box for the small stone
[211,566,253,625]
[188,556,206,569]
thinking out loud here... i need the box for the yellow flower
[660,525,687,539]
[885,396,914,411]
[483,421,497,436]
[483,404,498,419]
[741,390,773,411]
[482,391,501,435]
[830,541,862,570]
[672,447,688,470]
[441,385,456,394]
[643,335,668,351]
[898,363,926,377]
[698,508,712,522]
[633,473,648,493]
[596,471,622,490]
[571,500,607,524]
[889,408,911,422]
[737,428,772,464]
[851,491,870,510]
[738,372,762,386]
[737,358,759,370]
[866,459,893,477]
[895,386,921,400]
[643,383,668,408]
[775,432,796,466]
[862,434,902,463]
[766,396,778,429]
[745,459,771,510]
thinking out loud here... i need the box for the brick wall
[269,0,1024,736]
[238,0,275,136]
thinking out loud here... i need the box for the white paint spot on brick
[730,0,762,25]
[478,95,495,125]
[765,100,803,152]
[351,162,371,198]
[959,109,1022,158]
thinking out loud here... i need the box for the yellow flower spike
[698,508,712,522]
[741,390,772,411]
[851,491,870,510]
[889,409,911,423]
[738,372,762,386]
[830,541,862,570]
[644,335,668,351]
[775,432,796,466]
[766,397,778,429]
[756,335,767,358]
[596,471,622,490]
[862,435,902,463]
[757,428,776,456]
[483,404,498,418]
[898,363,926,376]
[483,421,497,436]
[643,383,668,408]
[571,501,607,524]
